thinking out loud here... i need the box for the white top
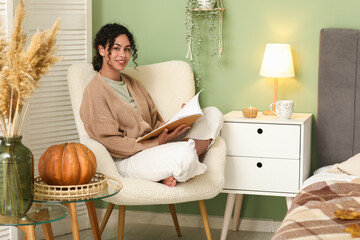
[103,75,137,110]
[224,111,312,125]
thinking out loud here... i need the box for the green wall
[92,0,360,221]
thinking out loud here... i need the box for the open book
[136,90,203,142]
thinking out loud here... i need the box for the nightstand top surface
[224,111,312,124]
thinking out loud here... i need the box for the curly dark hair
[92,23,138,72]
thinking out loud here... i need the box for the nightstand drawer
[221,122,300,159]
[224,156,300,193]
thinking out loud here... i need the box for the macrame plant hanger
[186,0,225,61]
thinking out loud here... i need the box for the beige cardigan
[80,73,164,158]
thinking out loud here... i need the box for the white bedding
[302,165,358,189]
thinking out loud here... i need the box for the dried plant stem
[10,96,20,137]
[0,113,7,137]
[1,144,24,215]
[6,88,13,137]
[17,99,30,136]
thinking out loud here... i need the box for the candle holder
[242,107,258,118]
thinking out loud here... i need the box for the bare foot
[161,176,177,187]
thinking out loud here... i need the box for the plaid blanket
[272,181,360,240]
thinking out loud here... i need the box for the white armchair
[67,60,227,239]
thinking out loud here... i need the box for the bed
[271,28,360,240]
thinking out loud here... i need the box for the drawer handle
[257,128,263,134]
[257,162,263,168]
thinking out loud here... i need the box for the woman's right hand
[157,124,190,145]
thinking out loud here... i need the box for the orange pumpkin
[38,142,97,185]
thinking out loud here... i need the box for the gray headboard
[317,28,360,167]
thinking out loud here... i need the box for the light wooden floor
[54,223,274,240]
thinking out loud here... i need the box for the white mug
[270,100,294,119]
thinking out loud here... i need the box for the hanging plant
[185,0,225,86]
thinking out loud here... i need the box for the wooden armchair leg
[118,205,126,240]
[100,203,115,234]
[199,200,212,240]
[168,204,181,237]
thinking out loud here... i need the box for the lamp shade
[259,43,295,78]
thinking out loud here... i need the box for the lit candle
[243,106,258,118]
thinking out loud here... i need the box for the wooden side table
[0,203,68,240]
[220,111,312,240]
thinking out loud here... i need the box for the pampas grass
[0,0,61,137]
[0,0,61,217]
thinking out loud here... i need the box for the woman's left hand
[157,124,190,145]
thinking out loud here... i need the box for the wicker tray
[34,173,122,199]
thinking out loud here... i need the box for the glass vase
[0,136,34,217]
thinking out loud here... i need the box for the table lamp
[259,43,295,115]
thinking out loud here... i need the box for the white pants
[114,107,223,182]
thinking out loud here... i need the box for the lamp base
[262,110,276,116]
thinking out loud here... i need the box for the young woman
[80,23,223,187]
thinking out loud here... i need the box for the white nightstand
[220,111,312,240]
